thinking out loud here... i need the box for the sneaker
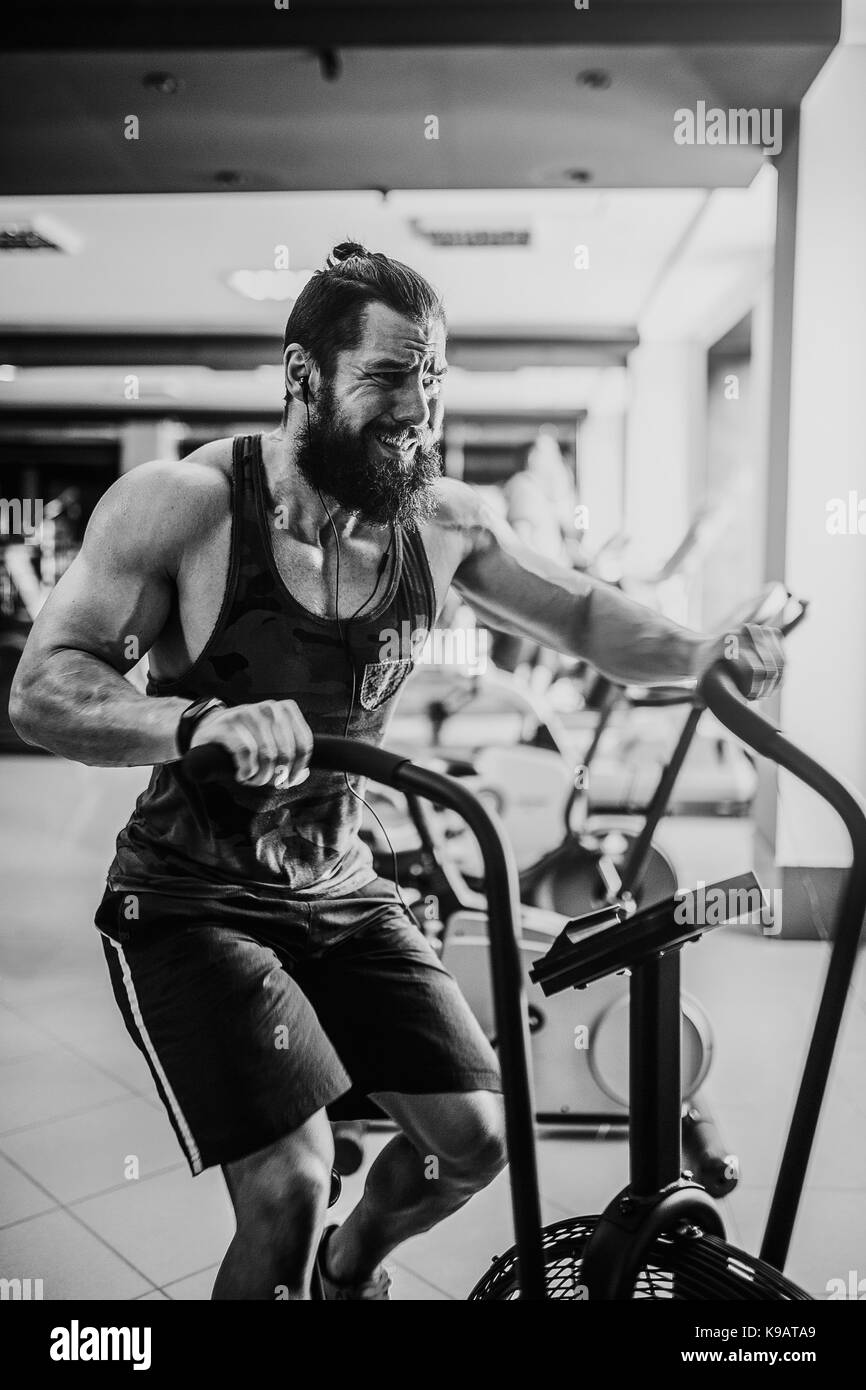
[318,1224,393,1301]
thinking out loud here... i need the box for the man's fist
[189,698,314,787]
[701,624,785,700]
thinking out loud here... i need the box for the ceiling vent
[409,221,530,248]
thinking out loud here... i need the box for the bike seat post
[629,950,684,1195]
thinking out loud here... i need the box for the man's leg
[98,906,356,1301]
[323,1089,506,1286]
[214,1108,335,1301]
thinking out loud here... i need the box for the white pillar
[623,340,706,580]
[774,30,866,874]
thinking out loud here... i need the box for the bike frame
[702,668,866,1268]
[183,736,549,1300]
[535,667,866,1292]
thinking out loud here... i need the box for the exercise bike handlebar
[700,661,865,841]
[700,662,866,1269]
[181,735,548,1300]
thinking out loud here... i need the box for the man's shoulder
[114,438,233,519]
[427,476,513,541]
[86,438,235,564]
[419,477,506,570]
[156,436,235,493]
[180,435,236,468]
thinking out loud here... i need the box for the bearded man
[10,242,783,1300]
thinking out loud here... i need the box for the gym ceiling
[0,1,842,400]
[1,1,842,196]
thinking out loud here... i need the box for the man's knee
[225,1113,334,1239]
[435,1094,508,1190]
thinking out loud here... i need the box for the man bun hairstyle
[325,241,370,266]
[282,240,445,385]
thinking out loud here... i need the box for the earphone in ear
[301,375,310,405]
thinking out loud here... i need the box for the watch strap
[176,697,226,758]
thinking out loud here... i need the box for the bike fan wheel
[468,1216,812,1300]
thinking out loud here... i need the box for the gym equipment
[355,588,804,1178]
[471,662,866,1299]
[331,1120,366,1176]
[182,734,548,1300]
[309,1169,345,1300]
[368,778,724,1190]
[376,664,679,909]
[184,660,866,1297]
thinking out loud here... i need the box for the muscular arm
[8,461,214,766]
[438,480,713,686]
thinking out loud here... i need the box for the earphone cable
[305,392,414,918]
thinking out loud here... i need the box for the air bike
[183,657,866,1299]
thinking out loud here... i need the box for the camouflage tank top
[106,433,438,899]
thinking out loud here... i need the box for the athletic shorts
[94,879,502,1174]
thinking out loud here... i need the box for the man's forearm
[571,579,710,686]
[452,517,716,685]
[465,567,711,686]
[10,649,190,767]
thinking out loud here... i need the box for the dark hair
[282,241,445,383]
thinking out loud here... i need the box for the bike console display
[530,871,764,996]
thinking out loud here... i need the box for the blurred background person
[490,426,589,687]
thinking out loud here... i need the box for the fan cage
[468,1215,812,1300]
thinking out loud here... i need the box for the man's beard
[294,378,443,527]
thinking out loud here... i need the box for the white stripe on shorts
[106,934,203,1175]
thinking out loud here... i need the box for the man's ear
[283,343,313,406]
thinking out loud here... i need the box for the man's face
[295,301,447,527]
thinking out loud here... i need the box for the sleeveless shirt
[106,434,438,899]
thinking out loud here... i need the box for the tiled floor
[1,758,864,1299]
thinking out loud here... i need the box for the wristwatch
[176,697,226,758]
